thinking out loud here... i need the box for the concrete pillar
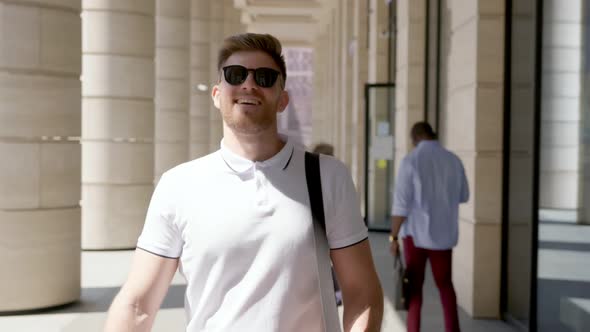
[208,0,246,151]
[539,0,587,223]
[438,0,505,318]
[331,6,343,158]
[583,1,590,225]
[311,32,330,145]
[155,0,190,183]
[368,0,390,83]
[208,1,224,152]
[81,0,156,249]
[189,0,211,158]
[395,0,425,162]
[339,0,353,167]
[0,0,81,311]
[351,0,369,189]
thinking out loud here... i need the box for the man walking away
[389,122,469,332]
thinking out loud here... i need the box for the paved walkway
[0,233,518,331]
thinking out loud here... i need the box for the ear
[211,85,221,109]
[276,90,289,113]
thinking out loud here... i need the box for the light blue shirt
[392,140,469,250]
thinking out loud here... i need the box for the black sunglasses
[222,65,281,88]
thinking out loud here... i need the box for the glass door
[364,83,395,231]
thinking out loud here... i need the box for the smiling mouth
[234,98,262,106]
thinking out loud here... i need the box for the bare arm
[389,215,407,256]
[104,249,179,332]
[331,239,384,332]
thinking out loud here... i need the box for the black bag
[393,255,410,311]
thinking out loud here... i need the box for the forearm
[342,286,384,332]
[390,215,407,237]
[104,292,155,332]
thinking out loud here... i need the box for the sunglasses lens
[223,66,248,85]
[254,68,279,88]
[223,65,280,88]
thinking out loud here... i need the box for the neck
[222,124,285,161]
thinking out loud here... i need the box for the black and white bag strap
[305,152,340,332]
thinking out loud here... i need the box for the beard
[220,97,278,135]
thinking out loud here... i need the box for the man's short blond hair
[217,33,287,88]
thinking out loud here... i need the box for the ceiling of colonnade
[234,0,332,46]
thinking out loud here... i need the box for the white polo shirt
[137,137,368,332]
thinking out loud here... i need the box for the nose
[240,71,258,90]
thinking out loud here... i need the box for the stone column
[439,0,505,318]
[583,2,590,225]
[339,0,353,167]
[311,31,330,145]
[81,0,156,249]
[368,0,390,83]
[208,0,246,151]
[189,0,212,158]
[395,0,425,163]
[331,5,342,158]
[0,0,81,311]
[539,0,587,223]
[208,1,224,151]
[155,0,190,183]
[351,0,369,188]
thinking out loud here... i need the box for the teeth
[237,99,259,105]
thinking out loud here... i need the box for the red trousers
[403,236,460,332]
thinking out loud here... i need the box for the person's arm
[331,240,384,332]
[390,157,414,256]
[104,249,179,332]
[389,215,407,256]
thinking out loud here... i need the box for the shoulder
[168,150,220,175]
[317,153,352,179]
[160,151,222,187]
[399,153,416,171]
[442,148,464,168]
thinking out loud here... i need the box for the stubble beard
[221,99,278,135]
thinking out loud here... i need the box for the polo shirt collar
[219,135,295,173]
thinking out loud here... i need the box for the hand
[390,238,400,256]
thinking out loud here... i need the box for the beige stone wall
[395,0,425,161]
[155,0,191,183]
[311,32,330,145]
[368,0,390,83]
[0,0,81,310]
[438,0,505,318]
[189,0,245,157]
[350,0,369,197]
[189,0,211,159]
[208,0,246,151]
[311,3,342,154]
[81,0,156,249]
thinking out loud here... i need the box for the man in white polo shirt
[104,33,383,332]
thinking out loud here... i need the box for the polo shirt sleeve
[320,156,368,249]
[136,172,183,259]
[392,156,414,217]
